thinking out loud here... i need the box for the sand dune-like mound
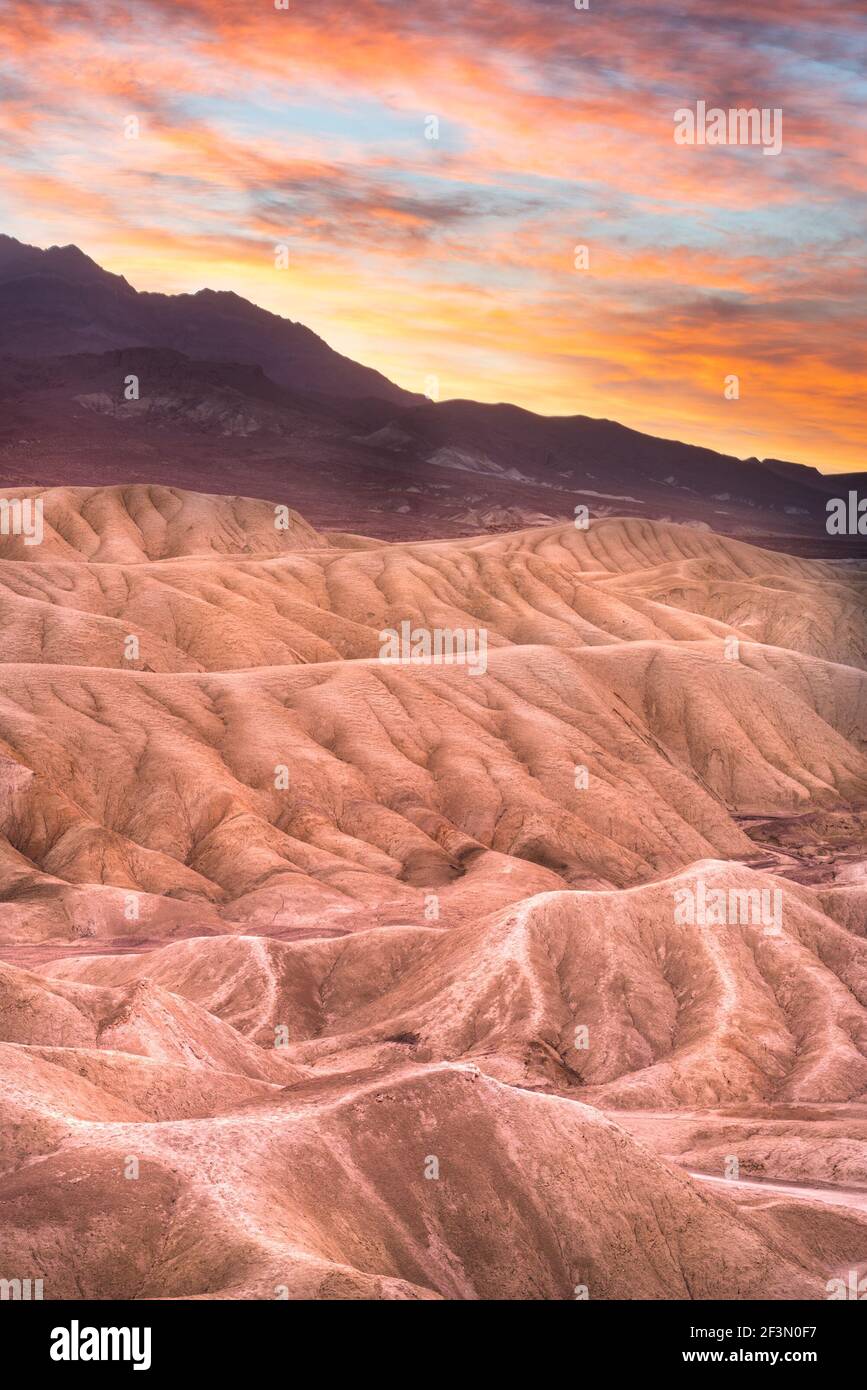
[16,1044,280,1121]
[0,961,300,1082]
[40,863,867,1108]
[1,485,864,1300]
[0,484,323,563]
[1,642,864,943]
[3,1061,864,1300]
[615,1106,867,1191]
[0,1039,281,1178]
[0,501,863,671]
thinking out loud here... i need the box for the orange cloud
[0,0,864,470]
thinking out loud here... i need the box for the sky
[0,0,864,471]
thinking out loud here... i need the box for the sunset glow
[2,0,864,469]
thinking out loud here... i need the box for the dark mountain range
[0,236,862,554]
[0,235,414,404]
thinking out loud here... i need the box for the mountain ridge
[0,234,416,404]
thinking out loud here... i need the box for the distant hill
[0,237,862,555]
[0,235,415,404]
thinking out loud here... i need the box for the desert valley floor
[1,483,866,1300]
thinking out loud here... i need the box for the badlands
[0,483,865,1299]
